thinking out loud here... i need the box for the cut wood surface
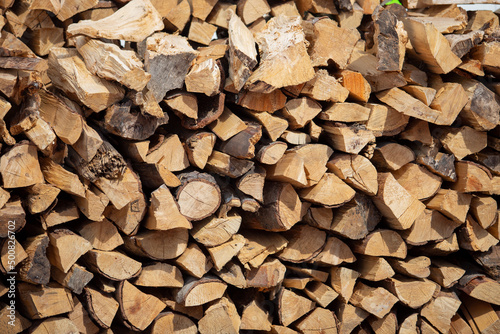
[1,1,500,333]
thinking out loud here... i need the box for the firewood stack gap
[0,0,500,332]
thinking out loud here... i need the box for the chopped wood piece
[188,18,217,45]
[376,88,441,124]
[330,266,359,302]
[175,243,212,278]
[237,0,270,25]
[67,0,163,42]
[18,282,74,319]
[48,48,124,112]
[368,311,398,334]
[364,103,409,137]
[246,16,314,93]
[185,59,221,96]
[40,157,85,197]
[388,256,431,279]
[19,234,50,285]
[404,18,461,74]
[183,132,216,169]
[340,70,371,102]
[331,194,380,239]
[294,307,338,334]
[208,107,247,141]
[401,209,461,246]
[453,161,492,193]
[75,37,150,91]
[426,189,471,223]
[373,172,425,230]
[313,235,356,266]
[460,294,500,334]
[176,171,221,221]
[46,229,92,274]
[176,275,227,306]
[207,2,236,28]
[421,291,461,334]
[238,230,288,268]
[300,173,356,207]
[347,53,407,92]
[384,276,438,309]
[236,166,265,202]
[355,254,395,281]
[458,78,500,131]
[374,9,408,71]
[246,257,286,288]
[371,143,415,171]
[76,219,124,251]
[277,224,326,263]
[337,303,369,334]
[84,287,119,329]
[352,229,407,259]
[144,33,198,102]
[134,262,183,288]
[399,313,418,334]
[40,200,79,229]
[323,123,375,155]
[248,110,288,141]
[429,259,465,288]
[220,122,262,159]
[145,185,191,230]
[198,297,240,333]
[319,103,371,123]
[402,85,437,105]
[240,299,272,331]
[350,282,398,319]
[73,186,108,221]
[301,69,350,103]
[117,280,166,331]
[191,214,241,247]
[145,134,189,171]
[256,141,287,165]
[430,83,469,126]
[29,317,79,334]
[237,89,288,113]
[392,163,442,200]
[0,199,25,238]
[459,215,498,252]
[215,261,247,288]
[278,288,315,326]
[206,150,254,178]
[150,312,197,334]
[164,91,198,120]
[67,296,99,334]
[228,13,257,91]
[0,141,44,189]
[266,151,308,187]
[51,264,93,294]
[470,195,497,229]
[308,18,360,69]
[207,234,244,271]
[124,228,188,260]
[282,97,322,129]
[83,249,141,280]
[327,153,378,196]
[304,281,338,307]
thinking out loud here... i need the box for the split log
[67,0,163,42]
[336,303,369,334]
[350,282,398,318]
[175,243,212,278]
[228,13,257,91]
[340,69,371,102]
[301,69,350,103]
[400,209,461,246]
[387,256,431,279]
[323,123,375,155]
[124,229,188,260]
[420,291,462,334]
[246,16,314,93]
[198,297,240,333]
[383,276,438,309]
[83,287,118,329]
[18,282,74,319]
[277,288,315,326]
[47,48,124,112]
[18,234,50,285]
[83,250,142,281]
[67,296,100,334]
[426,189,472,223]
[352,229,407,259]
[51,264,93,294]
[373,9,407,71]
[0,141,44,188]
[355,254,395,281]
[46,229,92,274]
[176,276,227,307]
[294,307,338,334]
[429,259,465,288]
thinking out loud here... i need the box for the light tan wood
[294,307,338,334]
[337,303,369,334]
[364,103,409,137]
[426,189,472,223]
[355,254,395,282]
[266,151,308,187]
[392,163,442,200]
[340,69,371,102]
[429,258,466,288]
[277,224,326,263]
[369,311,398,334]
[278,288,315,327]
[470,196,498,229]
[176,172,221,221]
[237,0,270,25]
[246,16,314,93]
[323,123,375,155]
[76,218,124,251]
[401,209,461,246]
[67,0,163,41]
[283,97,322,129]
[459,215,498,252]
[238,230,288,268]
[175,243,212,278]
[124,229,188,260]
[327,153,378,196]
[301,69,350,102]
[145,185,191,230]
[0,141,44,189]
[18,282,74,319]
[240,299,273,331]
[352,229,407,259]
[313,236,356,266]
[83,249,142,281]
[207,2,236,28]
[421,291,462,333]
[402,85,436,105]
[350,282,398,319]
[67,296,100,334]
[208,107,247,141]
[134,262,183,288]
[299,173,356,207]
[48,48,124,112]
[461,294,500,334]
[184,132,216,169]
[385,276,438,309]
[453,161,492,193]
[176,275,227,307]
[198,297,240,333]
[388,256,431,279]
[150,312,197,334]
[457,78,500,131]
[46,229,92,273]
[399,313,419,334]
[228,13,257,91]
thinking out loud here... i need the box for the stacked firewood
[0,0,500,332]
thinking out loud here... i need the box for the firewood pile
[1,0,500,332]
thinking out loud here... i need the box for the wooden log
[402,85,437,106]
[266,151,308,187]
[277,224,326,263]
[327,153,378,196]
[238,230,288,268]
[240,299,273,331]
[371,143,415,171]
[400,209,461,246]
[83,249,142,281]
[176,275,227,307]
[124,229,188,260]
[330,266,359,302]
[429,259,465,288]
[145,185,191,230]
[76,218,124,251]
[312,236,356,266]
[277,288,315,326]
[84,287,119,328]
[39,157,85,197]
[117,280,166,331]
[134,262,183,288]
[308,17,360,69]
[363,103,409,137]
[392,163,442,200]
[331,194,381,240]
[67,0,163,42]
[144,33,198,101]
[460,294,500,334]
[373,9,407,71]
[340,69,371,102]
[404,18,461,74]
[176,171,221,221]
[47,48,124,112]
[350,282,398,319]
[46,229,92,274]
[384,276,438,309]
[420,291,462,334]
[246,16,314,93]
[319,103,371,123]
[208,107,247,141]
[453,161,492,193]
[417,233,460,257]
[67,296,100,334]
[282,97,322,129]
[426,189,472,223]
[18,234,50,285]
[372,172,425,230]
[198,297,240,333]
[175,243,212,278]
[183,132,216,169]
[352,229,407,259]
[472,244,500,281]
[459,215,498,252]
[323,122,375,155]
[207,2,236,29]
[74,37,150,91]
[294,307,338,334]
[355,254,395,281]
[336,303,369,334]
[219,122,262,159]
[387,256,431,279]
[237,0,270,25]
[39,200,79,229]
[399,313,419,334]
[228,13,257,91]
[0,141,43,189]
[51,264,93,294]
[150,312,197,334]
[301,69,350,103]
[368,311,398,334]
[185,59,221,96]
[0,199,25,238]
[18,282,74,319]
[470,195,497,229]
